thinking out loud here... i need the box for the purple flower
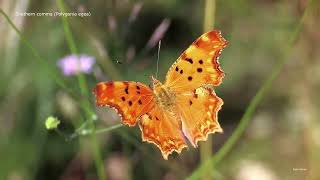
[128,2,143,23]
[57,54,95,76]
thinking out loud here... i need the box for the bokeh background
[1,0,319,180]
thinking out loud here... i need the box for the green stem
[56,1,106,179]
[78,124,124,136]
[187,0,315,179]
[203,0,216,32]
[200,0,216,179]
[56,0,88,96]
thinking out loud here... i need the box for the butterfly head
[151,75,161,89]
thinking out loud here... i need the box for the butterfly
[93,30,228,159]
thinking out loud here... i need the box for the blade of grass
[187,0,315,179]
[55,0,106,179]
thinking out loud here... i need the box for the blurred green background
[0,0,319,180]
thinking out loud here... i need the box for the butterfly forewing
[164,30,227,93]
[162,30,227,146]
[93,81,155,126]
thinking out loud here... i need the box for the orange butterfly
[93,30,228,159]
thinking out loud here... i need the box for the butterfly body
[94,30,228,159]
[152,76,176,109]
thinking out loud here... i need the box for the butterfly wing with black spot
[176,87,223,147]
[94,81,188,159]
[164,30,227,92]
[164,30,227,146]
[93,81,155,126]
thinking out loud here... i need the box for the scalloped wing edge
[194,88,223,146]
[138,123,188,160]
[93,84,136,127]
[165,30,228,86]
[192,30,228,86]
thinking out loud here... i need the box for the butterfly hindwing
[164,30,227,93]
[139,105,187,160]
[176,87,223,146]
[93,81,155,126]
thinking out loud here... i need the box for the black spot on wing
[185,58,193,64]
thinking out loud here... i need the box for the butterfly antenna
[156,40,161,79]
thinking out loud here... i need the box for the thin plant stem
[187,0,315,179]
[200,0,216,179]
[203,0,216,31]
[95,124,123,134]
[56,0,106,179]
[56,0,88,96]
[76,124,124,136]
